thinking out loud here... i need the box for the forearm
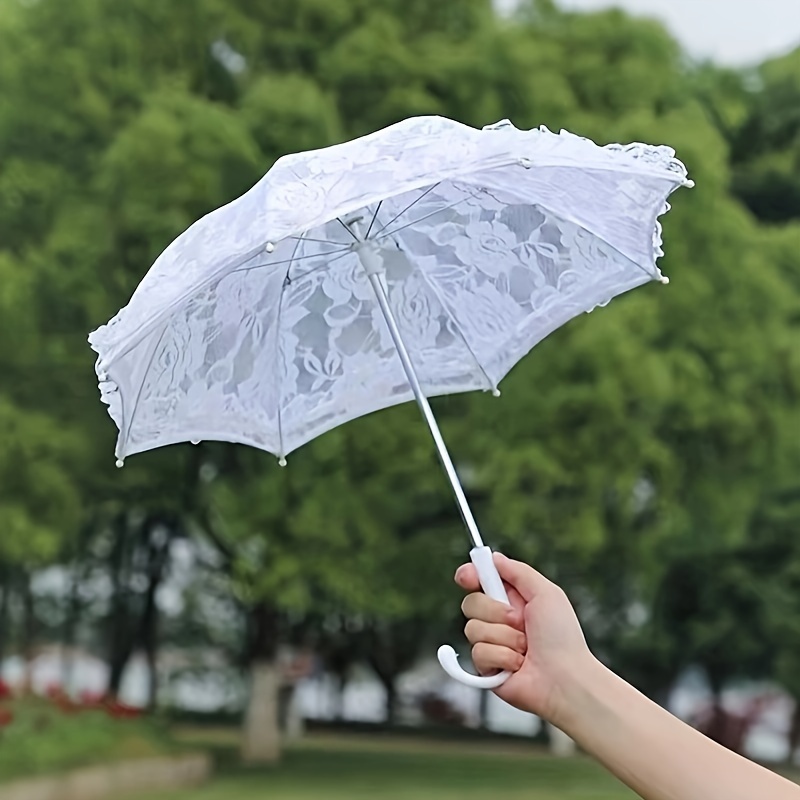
[552,658,800,800]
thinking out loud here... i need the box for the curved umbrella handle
[437,546,513,690]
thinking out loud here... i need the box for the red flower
[0,680,12,701]
[104,698,143,720]
[79,690,104,708]
[0,707,14,727]
[46,682,66,700]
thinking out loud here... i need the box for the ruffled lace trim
[484,119,692,284]
[88,346,125,462]
[483,119,692,185]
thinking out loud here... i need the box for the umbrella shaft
[366,271,484,550]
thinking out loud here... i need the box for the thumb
[493,553,553,603]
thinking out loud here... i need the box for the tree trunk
[383,676,399,725]
[367,654,400,725]
[242,661,282,764]
[478,686,490,729]
[701,677,741,752]
[336,673,347,721]
[139,527,170,710]
[61,560,84,693]
[241,602,282,764]
[281,683,304,741]
[20,572,35,693]
[106,514,135,698]
[144,645,158,710]
[107,646,132,697]
[0,571,10,667]
[364,621,423,727]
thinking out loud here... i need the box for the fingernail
[454,565,467,581]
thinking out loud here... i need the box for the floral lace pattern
[89,116,691,462]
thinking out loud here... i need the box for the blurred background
[1,0,800,797]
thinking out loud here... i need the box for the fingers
[455,554,552,604]
[454,563,481,592]
[461,592,523,630]
[464,619,527,655]
[454,565,524,614]
[472,642,524,675]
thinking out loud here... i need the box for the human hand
[455,553,595,723]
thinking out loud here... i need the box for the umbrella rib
[275,238,305,462]
[337,218,361,242]
[364,200,383,239]
[289,249,354,282]
[118,321,170,458]
[395,240,498,395]
[289,235,350,246]
[231,247,352,274]
[372,183,440,238]
[480,188,662,282]
[375,197,467,240]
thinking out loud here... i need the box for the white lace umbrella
[89,116,692,689]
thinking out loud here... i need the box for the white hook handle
[438,546,513,689]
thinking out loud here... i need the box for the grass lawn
[131,732,638,800]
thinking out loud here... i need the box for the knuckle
[472,642,489,663]
[500,648,517,671]
[551,585,569,605]
[464,619,481,641]
[507,608,525,630]
[461,593,482,617]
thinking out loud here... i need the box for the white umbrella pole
[354,225,511,690]
[366,270,485,550]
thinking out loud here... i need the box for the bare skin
[456,553,800,800]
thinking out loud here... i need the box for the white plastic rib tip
[115,459,124,469]
[191,440,200,445]
[265,242,275,253]
[278,457,287,467]
[519,158,533,169]
[492,388,501,397]
[659,276,670,285]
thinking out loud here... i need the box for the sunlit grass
[133,733,637,800]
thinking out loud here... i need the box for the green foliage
[99,88,262,267]
[0,399,83,565]
[0,0,799,707]
[210,411,461,621]
[0,698,173,783]
[726,50,800,222]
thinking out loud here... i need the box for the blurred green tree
[1,0,799,767]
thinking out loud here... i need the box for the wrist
[546,652,611,734]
